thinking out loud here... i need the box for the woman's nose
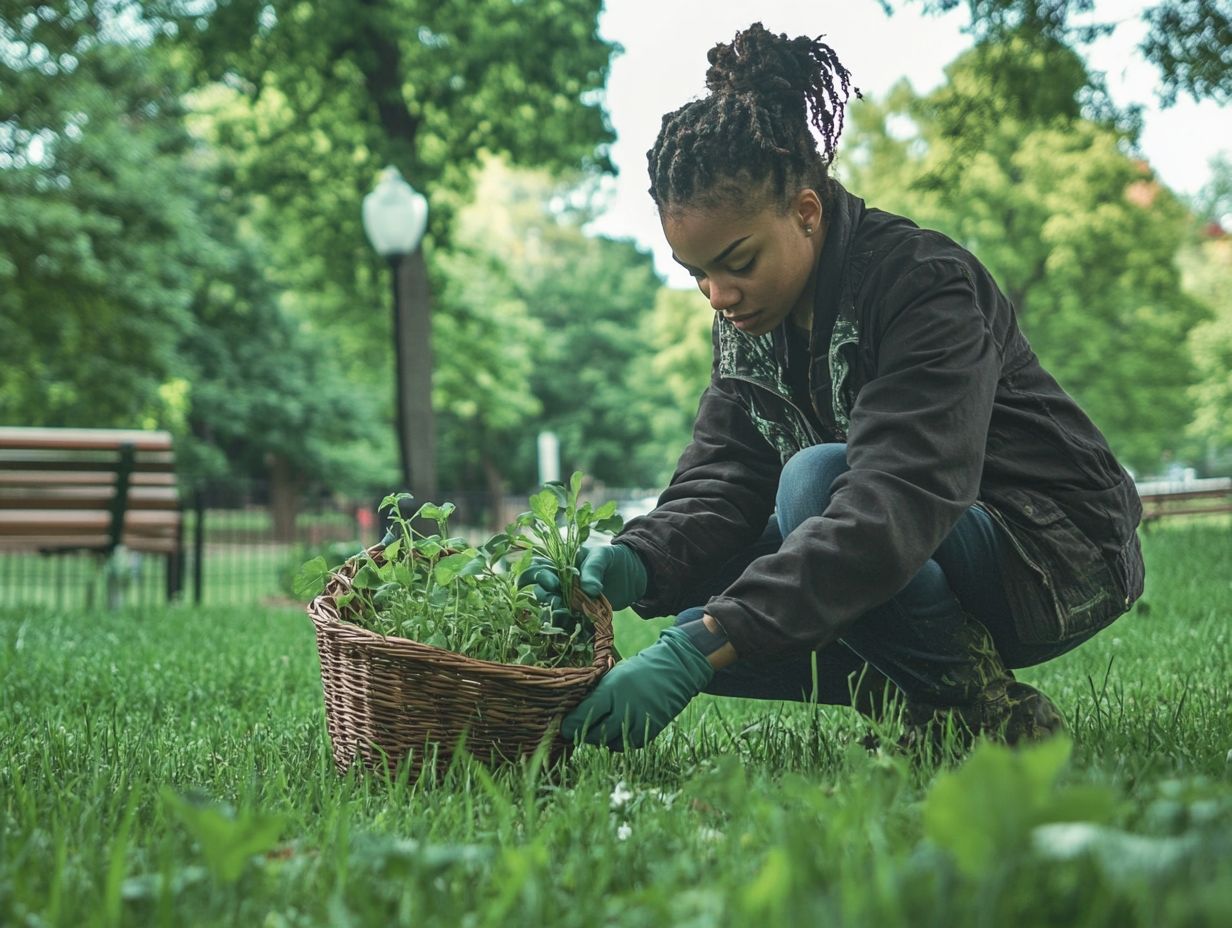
[706,279,741,312]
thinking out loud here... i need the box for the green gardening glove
[517,553,582,633]
[518,543,648,615]
[578,543,648,612]
[561,626,714,751]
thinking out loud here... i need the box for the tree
[0,4,203,427]
[887,0,1232,104]
[0,3,390,527]
[630,288,715,485]
[153,0,618,504]
[1179,159,1232,469]
[430,241,543,519]
[178,208,387,536]
[841,36,1208,472]
[446,157,665,490]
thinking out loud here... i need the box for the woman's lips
[726,310,762,331]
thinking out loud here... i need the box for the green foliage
[923,735,1117,876]
[159,0,616,382]
[631,288,716,484]
[0,4,387,489]
[430,209,544,498]
[1179,233,1232,461]
[841,36,1207,472]
[0,7,203,427]
[518,471,623,609]
[177,205,388,486]
[296,473,621,668]
[893,0,1232,104]
[443,157,667,489]
[161,790,286,884]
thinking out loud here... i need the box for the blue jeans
[674,444,1095,710]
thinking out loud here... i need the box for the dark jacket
[616,184,1144,660]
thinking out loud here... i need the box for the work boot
[898,615,1066,753]
[902,677,1066,752]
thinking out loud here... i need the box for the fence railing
[0,478,660,609]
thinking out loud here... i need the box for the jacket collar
[808,182,865,356]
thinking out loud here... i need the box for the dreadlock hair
[647,22,859,218]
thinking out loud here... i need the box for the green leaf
[435,552,480,585]
[382,538,402,561]
[480,533,512,564]
[594,514,624,534]
[380,492,414,514]
[292,556,331,600]
[529,489,559,524]
[593,500,618,521]
[372,582,402,609]
[569,471,583,504]
[923,736,1089,877]
[416,539,444,559]
[161,790,285,884]
[352,564,381,590]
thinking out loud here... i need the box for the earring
[804,225,813,236]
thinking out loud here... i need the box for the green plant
[514,471,624,610]
[293,473,622,668]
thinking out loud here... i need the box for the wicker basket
[308,543,615,780]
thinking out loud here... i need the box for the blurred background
[2,0,1229,607]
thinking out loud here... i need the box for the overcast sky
[588,0,1231,287]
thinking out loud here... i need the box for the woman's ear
[794,188,823,236]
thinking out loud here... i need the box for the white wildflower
[610,780,634,809]
[648,788,677,809]
[617,823,632,841]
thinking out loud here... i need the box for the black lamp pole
[388,248,437,504]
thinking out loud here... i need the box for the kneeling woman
[526,22,1143,751]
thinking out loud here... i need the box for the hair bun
[704,22,811,100]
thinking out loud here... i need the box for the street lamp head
[362,166,429,258]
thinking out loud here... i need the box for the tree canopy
[841,32,1209,471]
[889,0,1232,104]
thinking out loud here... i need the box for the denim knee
[777,443,849,537]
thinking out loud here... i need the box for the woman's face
[661,189,823,337]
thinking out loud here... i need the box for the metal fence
[0,478,659,610]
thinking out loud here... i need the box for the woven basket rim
[307,542,614,681]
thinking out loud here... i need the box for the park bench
[0,427,184,603]
[1136,476,1232,525]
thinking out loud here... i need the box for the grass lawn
[2,521,1230,926]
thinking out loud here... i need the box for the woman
[526,22,1143,752]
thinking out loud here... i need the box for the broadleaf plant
[294,473,623,669]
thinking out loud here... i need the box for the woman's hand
[561,625,714,750]
[518,543,648,613]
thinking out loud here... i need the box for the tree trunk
[268,453,303,543]
[481,450,506,532]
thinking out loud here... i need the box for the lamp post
[362,166,438,507]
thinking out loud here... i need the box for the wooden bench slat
[0,451,177,472]
[0,470,177,487]
[0,488,180,510]
[0,427,174,452]
[0,510,181,532]
[0,535,180,554]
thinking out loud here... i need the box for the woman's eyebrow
[671,235,752,270]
